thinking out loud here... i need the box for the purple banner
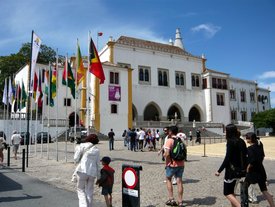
[109,85,121,101]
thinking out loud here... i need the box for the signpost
[122,164,142,207]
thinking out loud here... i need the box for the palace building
[13,29,271,137]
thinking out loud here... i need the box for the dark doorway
[144,104,160,121]
[188,107,201,122]
[167,105,181,121]
[69,112,79,127]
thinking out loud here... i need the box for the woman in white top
[74,134,100,207]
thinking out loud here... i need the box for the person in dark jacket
[96,156,115,207]
[245,132,275,207]
[215,124,247,207]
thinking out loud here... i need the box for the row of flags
[2,32,105,111]
[2,76,27,111]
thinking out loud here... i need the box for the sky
[1,0,275,107]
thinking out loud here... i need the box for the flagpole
[34,97,38,155]
[41,72,45,158]
[65,55,69,162]
[86,32,91,135]
[74,40,78,145]
[7,76,12,145]
[47,63,51,160]
[55,49,59,162]
[19,79,23,142]
[11,75,15,137]
[26,31,34,168]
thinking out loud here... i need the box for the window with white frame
[110,71,119,85]
[158,68,169,86]
[192,74,200,87]
[217,93,225,106]
[175,71,185,87]
[138,66,151,84]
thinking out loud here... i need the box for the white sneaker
[172,177,177,185]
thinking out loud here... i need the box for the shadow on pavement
[185,196,217,206]
[0,172,22,192]
[0,194,42,203]
[184,178,200,184]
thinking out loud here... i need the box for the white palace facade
[12,29,271,136]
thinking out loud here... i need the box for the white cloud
[191,23,221,38]
[258,82,275,92]
[258,71,275,79]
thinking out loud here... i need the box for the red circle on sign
[122,167,138,189]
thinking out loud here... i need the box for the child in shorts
[96,156,115,207]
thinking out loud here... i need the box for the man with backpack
[163,125,186,207]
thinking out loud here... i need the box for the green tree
[18,43,56,64]
[252,108,275,132]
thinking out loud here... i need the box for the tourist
[163,125,185,206]
[0,137,7,167]
[137,128,145,151]
[108,129,115,151]
[74,134,100,207]
[245,132,275,207]
[215,124,247,207]
[11,130,21,160]
[195,128,201,144]
[96,156,115,207]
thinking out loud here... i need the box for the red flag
[97,32,103,36]
[37,70,43,107]
[33,71,38,99]
[89,38,105,84]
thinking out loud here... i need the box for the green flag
[62,61,75,99]
[21,81,27,109]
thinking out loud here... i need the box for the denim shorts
[101,186,113,195]
[166,166,184,178]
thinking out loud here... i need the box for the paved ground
[0,167,79,207]
[1,136,275,207]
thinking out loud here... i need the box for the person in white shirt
[74,134,100,207]
[138,128,146,151]
[11,130,21,160]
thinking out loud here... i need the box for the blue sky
[1,0,275,107]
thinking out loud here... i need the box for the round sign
[122,167,138,189]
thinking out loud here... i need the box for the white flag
[8,76,13,105]
[2,78,7,105]
[30,32,42,85]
